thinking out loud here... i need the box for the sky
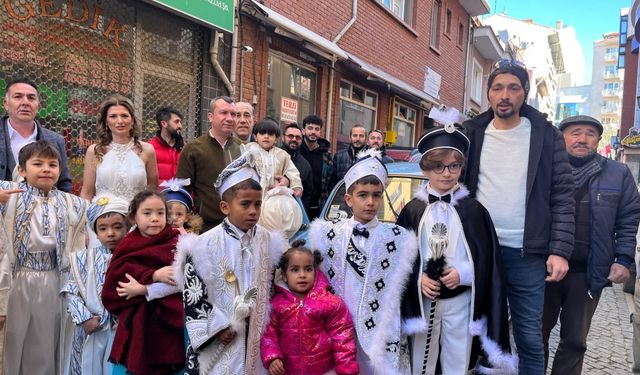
[483,0,632,84]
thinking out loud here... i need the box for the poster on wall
[280,97,298,123]
[424,67,441,99]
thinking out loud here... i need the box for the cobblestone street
[546,284,634,374]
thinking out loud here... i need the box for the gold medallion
[224,270,237,283]
[96,197,109,206]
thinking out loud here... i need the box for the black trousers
[542,272,601,375]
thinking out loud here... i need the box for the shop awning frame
[246,0,348,60]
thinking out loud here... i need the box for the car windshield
[324,175,428,223]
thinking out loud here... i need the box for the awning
[346,53,440,105]
[245,0,348,60]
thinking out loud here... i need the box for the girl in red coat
[261,240,359,375]
[102,190,185,375]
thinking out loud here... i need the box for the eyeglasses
[429,162,462,174]
[284,134,302,140]
[493,59,527,71]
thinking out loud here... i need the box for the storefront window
[0,0,205,193]
[393,101,417,147]
[338,80,377,149]
[266,53,316,125]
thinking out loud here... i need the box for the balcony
[602,89,623,98]
[473,26,504,61]
[604,53,618,61]
[603,71,621,79]
[601,105,620,115]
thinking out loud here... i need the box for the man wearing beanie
[542,115,640,374]
[463,60,575,375]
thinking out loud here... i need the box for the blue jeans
[501,247,546,375]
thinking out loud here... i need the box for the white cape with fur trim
[309,218,418,375]
[173,225,286,375]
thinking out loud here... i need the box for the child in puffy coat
[261,240,359,375]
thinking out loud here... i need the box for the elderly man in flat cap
[542,115,640,375]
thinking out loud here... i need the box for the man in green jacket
[177,96,242,232]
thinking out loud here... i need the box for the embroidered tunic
[61,245,114,375]
[0,181,87,375]
[174,220,286,375]
[309,217,418,375]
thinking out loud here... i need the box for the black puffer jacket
[462,105,575,259]
[332,145,363,184]
[282,146,314,209]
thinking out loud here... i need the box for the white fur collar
[415,184,470,207]
[173,226,286,292]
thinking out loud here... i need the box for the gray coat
[0,116,72,192]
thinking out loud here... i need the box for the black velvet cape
[397,195,512,371]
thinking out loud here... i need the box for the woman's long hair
[95,94,142,161]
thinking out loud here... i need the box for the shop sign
[150,0,234,33]
[622,127,640,148]
[280,97,298,123]
[3,1,129,48]
[424,67,441,99]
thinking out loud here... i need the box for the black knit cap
[487,59,530,98]
[417,124,470,156]
[558,115,603,135]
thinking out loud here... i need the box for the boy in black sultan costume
[397,124,515,374]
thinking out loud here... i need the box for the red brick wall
[236,17,269,114]
[236,0,472,150]
[259,0,469,109]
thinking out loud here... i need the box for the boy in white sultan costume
[0,140,87,375]
[61,194,129,375]
[309,150,419,375]
[244,118,302,197]
[174,151,285,375]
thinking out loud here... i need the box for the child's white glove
[231,287,258,328]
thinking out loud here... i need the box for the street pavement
[546,283,633,374]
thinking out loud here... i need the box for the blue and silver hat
[160,178,194,212]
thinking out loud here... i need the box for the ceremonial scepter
[421,222,448,375]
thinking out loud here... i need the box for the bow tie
[428,194,451,204]
[353,226,370,239]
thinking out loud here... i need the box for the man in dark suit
[1,78,72,192]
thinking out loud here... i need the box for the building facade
[483,14,584,120]
[591,32,625,132]
[555,84,592,125]
[621,2,640,181]
[236,0,491,152]
[464,22,505,117]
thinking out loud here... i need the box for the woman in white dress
[69,95,157,374]
[80,95,158,203]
